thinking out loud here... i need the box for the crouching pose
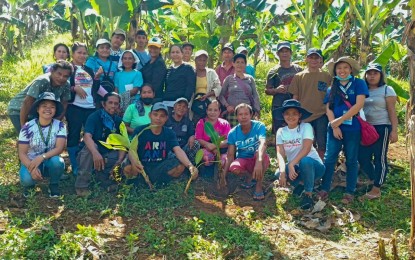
[18,92,67,197]
[124,102,198,186]
[275,99,325,209]
[75,92,126,196]
[221,103,270,201]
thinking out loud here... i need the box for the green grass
[0,34,412,259]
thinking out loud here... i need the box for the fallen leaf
[301,218,320,229]
[311,200,326,213]
[109,219,126,228]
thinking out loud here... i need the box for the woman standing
[42,43,70,73]
[162,44,196,107]
[141,37,167,103]
[319,57,369,204]
[192,50,221,123]
[18,92,67,197]
[219,53,260,127]
[358,63,398,200]
[66,42,99,175]
[114,50,143,114]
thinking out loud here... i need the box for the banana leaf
[195,149,204,165]
[204,121,220,147]
[106,133,130,148]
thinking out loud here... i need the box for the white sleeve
[302,123,314,141]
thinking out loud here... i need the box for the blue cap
[151,102,169,114]
[306,48,323,58]
[365,63,382,72]
[277,41,291,51]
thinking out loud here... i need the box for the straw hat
[326,56,360,77]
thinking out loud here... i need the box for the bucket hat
[273,99,312,121]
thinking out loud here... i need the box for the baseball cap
[148,37,162,48]
[112,28,126,38]
[306,48,323,58]
[96,38,111,48]
[195,50,209,58]
[221,43,234,53]
[233,53,246,63]
[174,97,189,105]
[276,41,291,51]
[151,102,169,114]
[365,63,382,73]
[236,46,248,54]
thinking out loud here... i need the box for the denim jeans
[322,128,361,194]
[19,155,65,187]
[275,157,325,193]
[358,125,391,188]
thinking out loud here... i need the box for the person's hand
[200,95,208,101]
[332,127,343,140]
[330,118,343,129]
[74,86,88,99]
[288,163,298,181]
[253,161,263,180]
[92,151,105,171]
[28,156,44,173]
[30,168,43,181]
[205,143,217,152]
[276,85,287,94]
[188,136,195,148]
[390,129,398,143]
[189,165,199,180]
[131,159,144,174]
[96,66,104,77]
[279,171,287,187]
[226,105,235,114]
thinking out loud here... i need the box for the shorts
[229,153,270,174]
[143,157,181,184]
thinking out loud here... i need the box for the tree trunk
[333,11,353,60]
[406,16,415,254]
[359,31,371,67]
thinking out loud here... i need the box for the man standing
[289,48,332,159]
[215,43,235,85]
[7,61,72,133]
[265,42,302,134]
[182,42,194,63]
[124,102,198,186]
[133,29,151,70]
[110,28,126,62]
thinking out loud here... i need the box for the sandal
[359,192,381,201]
[240,180,256,189]
[341,193,354,204]
[253,191,265,201]
[317,190,329,201]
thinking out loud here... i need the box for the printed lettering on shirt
[143,141,167,162]
[282,138,302,148]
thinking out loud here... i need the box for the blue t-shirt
[85,56,118,81]
[324,77,369,132]
[134,124,180,165]
[84,110,122,154]
[227,120,266,158]
[114,70,143,99]
[246,64,255,78]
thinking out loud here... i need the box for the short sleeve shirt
[8,73,71,115]
[134,124,180,165]
[227,120,266,159]
[18,118,67,160]
[84,110,123,154]
[324,77,369,132]
[122,104,151,135]
[85,56,118,81]
[363,85,396,125]
[195,118,231,142]
[276,122,321,164]
[114,70,143,95]
[165,114,195,148]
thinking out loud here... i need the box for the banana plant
[99,122,154,190]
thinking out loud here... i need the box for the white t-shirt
[73,65,95,108]
[276,122,322,164]
[18,118,67,160]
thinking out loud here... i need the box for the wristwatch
[42,154,47,160]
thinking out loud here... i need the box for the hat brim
[273,106,312,121]
[327,57,360,77]
[29,99,64,119]
[148,43,162,48]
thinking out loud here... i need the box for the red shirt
[216,63,235,85]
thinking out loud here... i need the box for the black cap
[306,48,323,58]
[233,53,246,63]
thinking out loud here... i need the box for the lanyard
[37,120,53,153]
[338,81,353,99]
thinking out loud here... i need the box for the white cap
[236,46,248,54]
[194,50,209,58]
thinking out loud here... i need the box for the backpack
[94,59,115,105]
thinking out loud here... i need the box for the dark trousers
[358,125,391,188]
[66,104,96,147]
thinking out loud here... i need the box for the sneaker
[292,184,304,196]
[300,194,314,210]
[49,184,61,198]
[23,185,35,198]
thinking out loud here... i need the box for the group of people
[7,29,398,208]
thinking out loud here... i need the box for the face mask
[335,75,352,81]
[141,97,153,105]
